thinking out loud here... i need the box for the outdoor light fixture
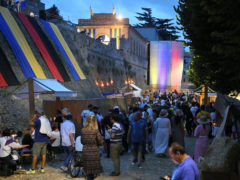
[30,12,34,17]
[100,81,104,87]
[106,82,110,86]
[110,79,114,85]
[125,80,128,85]
[95,80,99,86]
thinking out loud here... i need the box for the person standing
[28,111,50,173]
[60,113,75,171]
[108,114,123,176]
[164,143,199,180]
[154,109,171,157]
[127,111,148,168]
[81,104,94,127]
[171,109,185,147]
[81,115,104,180]
[194,115,211,163]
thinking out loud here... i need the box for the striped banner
[0,46,19,86]
[0,6,46,79]
[0,72,8,87]
[27,16,70,82]
[41,20,85,80]
[17,13,64,82]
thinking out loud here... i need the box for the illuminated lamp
[30,12,34,17]
[110,79,114,85]
[124,80,128,85]
[95,80,99,86]
[106,82,110,86]
[100,81,104,87]
[77,28,81,33]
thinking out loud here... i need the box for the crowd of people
[0,90,218,180]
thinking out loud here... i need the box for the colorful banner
[0,46,19,86]
[0,6,46,79]
[41,20,86,80]
[17,13,64,82]
[0,13,35,79]
[150,41,184,90]
[0,72,8,87]
[27,16,70,82]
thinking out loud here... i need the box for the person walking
[81,115,104,180]
[154,109,171,157]
[127,111,148,168]
[108,114,123,176]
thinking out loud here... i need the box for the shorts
[32,142,47,156]
[131,142,145,153]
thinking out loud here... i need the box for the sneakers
[138,164,143,169]
[60,165,68,172]
[27,169,36,174]
[40,168,45,173]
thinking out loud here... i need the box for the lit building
[77,7,149,86]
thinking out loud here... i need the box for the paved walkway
[2,136,195,180]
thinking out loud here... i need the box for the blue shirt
[172,156,199,180]
[130,119,147,143]
[34,119,49,143]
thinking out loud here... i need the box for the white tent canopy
[15,78,77,98]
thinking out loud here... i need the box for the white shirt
[81,110,94,127]
[0,136,21,158]
[75,136,83,151]
[60,120,75,146]
[51,131,60,147]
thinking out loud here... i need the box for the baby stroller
[68,136,84,177]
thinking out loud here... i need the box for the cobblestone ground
[1,136,195,180]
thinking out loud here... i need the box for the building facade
[77,8,149,87]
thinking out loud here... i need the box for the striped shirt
[110,122,123,144]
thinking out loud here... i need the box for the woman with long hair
[81,115,104,180]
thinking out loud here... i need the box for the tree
[175,0,240,94]
[45,4,63,20]
[135,8,156,27]
[135,8,179,40]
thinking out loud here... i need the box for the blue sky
[42,0,181,36]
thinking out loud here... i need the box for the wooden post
[56,97,61,112]
[28,78,35,120]
[204,84,208,105]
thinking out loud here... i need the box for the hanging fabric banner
[0,6,46,79]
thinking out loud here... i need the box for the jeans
[62,146,74,167]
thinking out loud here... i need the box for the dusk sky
[42,0,182,39]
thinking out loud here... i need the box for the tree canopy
[175,0,240,94]
[45,4,63,20]
[135,8,179,40]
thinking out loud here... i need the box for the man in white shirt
[60,113,75,172]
